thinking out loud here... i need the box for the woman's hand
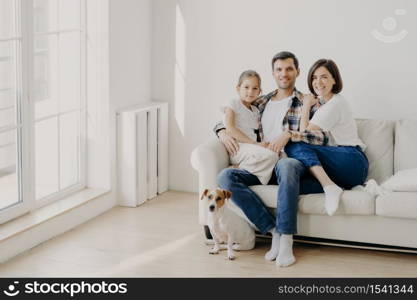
[218,129,239,156]
[303,94,319,107]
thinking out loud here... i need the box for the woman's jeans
[217,142,369,235]
[285,142,369,189]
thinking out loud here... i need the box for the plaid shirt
[215,89,329,145]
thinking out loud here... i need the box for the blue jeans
[285,142,369,189]
[217,158,323,235]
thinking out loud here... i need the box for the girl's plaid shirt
[215,89,329,146]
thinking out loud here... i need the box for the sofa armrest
[191,137,229,189]
[191,138,229,225]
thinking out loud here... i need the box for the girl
[223,70,279,185]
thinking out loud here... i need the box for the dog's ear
[200,189,209,200]
[222,189,232,199]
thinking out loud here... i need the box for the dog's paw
[209,248,219,255]
[228,254,236,260]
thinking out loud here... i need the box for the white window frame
[32,0,87,208]
[0,0,30,224]
[0,0,89,224]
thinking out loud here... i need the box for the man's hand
[257,141,269,148]
[218,129,239,156]
[267,131,291,153]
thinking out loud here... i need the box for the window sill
[0,188,110,243]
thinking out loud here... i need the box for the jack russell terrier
[201,188,255,260]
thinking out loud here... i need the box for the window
[0,0,87,224]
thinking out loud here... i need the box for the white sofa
[191,119,417,250]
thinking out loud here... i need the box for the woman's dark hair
[271,51,299,70]
[307,59,343,95]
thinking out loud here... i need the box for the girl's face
[312,66,336,98]
[236,77,261,104]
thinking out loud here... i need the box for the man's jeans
[218,158,322,235]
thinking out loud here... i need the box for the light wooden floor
[0,191,416,277]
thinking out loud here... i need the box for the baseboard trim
[256,232,417,254]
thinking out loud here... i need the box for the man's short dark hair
[307,59,343,95]
[271,51,299,70]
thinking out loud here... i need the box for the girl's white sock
[265,228,280,261]
[324,184,343,216]
[277,234,296,267]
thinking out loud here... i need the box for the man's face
[272,58,300,90]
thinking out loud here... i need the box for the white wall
[110,0,152,109]
[109,0,152,200]
[152,0,417,192]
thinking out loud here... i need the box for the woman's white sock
[276,234,296,267]
[324,185,343,216]
[265,228,280,261]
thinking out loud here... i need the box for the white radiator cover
[117,102,168,206]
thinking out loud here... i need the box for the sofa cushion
[298,191,375,215]
[250,185,375,216]
[394,119,417,173]
[376,192,417,219]
[382,168,417,192]
[356,119,394,184]
[250,185,278,208]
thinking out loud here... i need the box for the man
[215,51,327,267]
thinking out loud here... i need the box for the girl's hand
[303,94,319,107]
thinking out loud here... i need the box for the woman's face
[312,66,336,98]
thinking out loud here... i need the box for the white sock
[324,185,343,216]
[364,179,388,197]
[351,185,364,192]
[264,228,280,261]
[276,234,296,267]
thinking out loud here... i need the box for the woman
[285,59,369,215]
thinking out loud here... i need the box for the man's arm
[213,121,226,136]
[289,96,330,146]
[267,131,291,153]
[300,94,320,132]
[213,121,239,156]
[289,129,329,145]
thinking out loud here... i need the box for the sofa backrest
[394,119,417,173]
[356,119,395,184]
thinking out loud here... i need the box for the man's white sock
[277,234,296,267]
[324,185,343,216]
[265,228,280,261]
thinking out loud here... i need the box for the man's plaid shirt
[215,89,329,145]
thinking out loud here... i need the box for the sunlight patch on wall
[174,3,186,136]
